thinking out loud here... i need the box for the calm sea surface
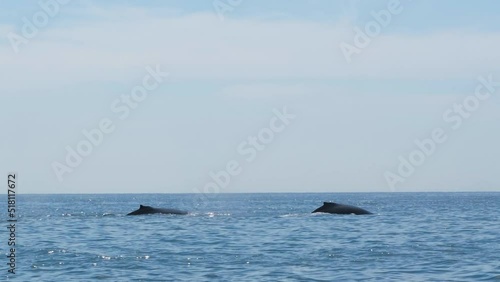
[2,192,499,281]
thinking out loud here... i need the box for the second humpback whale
[127,205,188,215]
[312,202,372,215]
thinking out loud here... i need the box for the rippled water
[3,193,499,281]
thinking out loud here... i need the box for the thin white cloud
[220,83,346,99]
[1,6,500,91]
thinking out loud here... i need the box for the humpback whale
[127,205,188,215]
[312,202,372,215]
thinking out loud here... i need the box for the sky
[0,0,499,194]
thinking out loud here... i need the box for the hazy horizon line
[4,190,498,195]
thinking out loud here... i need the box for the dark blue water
[3,193,499,281]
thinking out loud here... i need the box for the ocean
[3,192,499,281]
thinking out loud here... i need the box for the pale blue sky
[1,0,499,193]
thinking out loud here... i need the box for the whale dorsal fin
[140,205,145,209]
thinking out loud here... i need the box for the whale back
[312,202,337,213]
[127,204,188,215]
[127,205,153,215]
[312,202,372,215]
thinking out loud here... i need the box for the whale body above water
[127,205,188,215]
[312,202,372,215]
